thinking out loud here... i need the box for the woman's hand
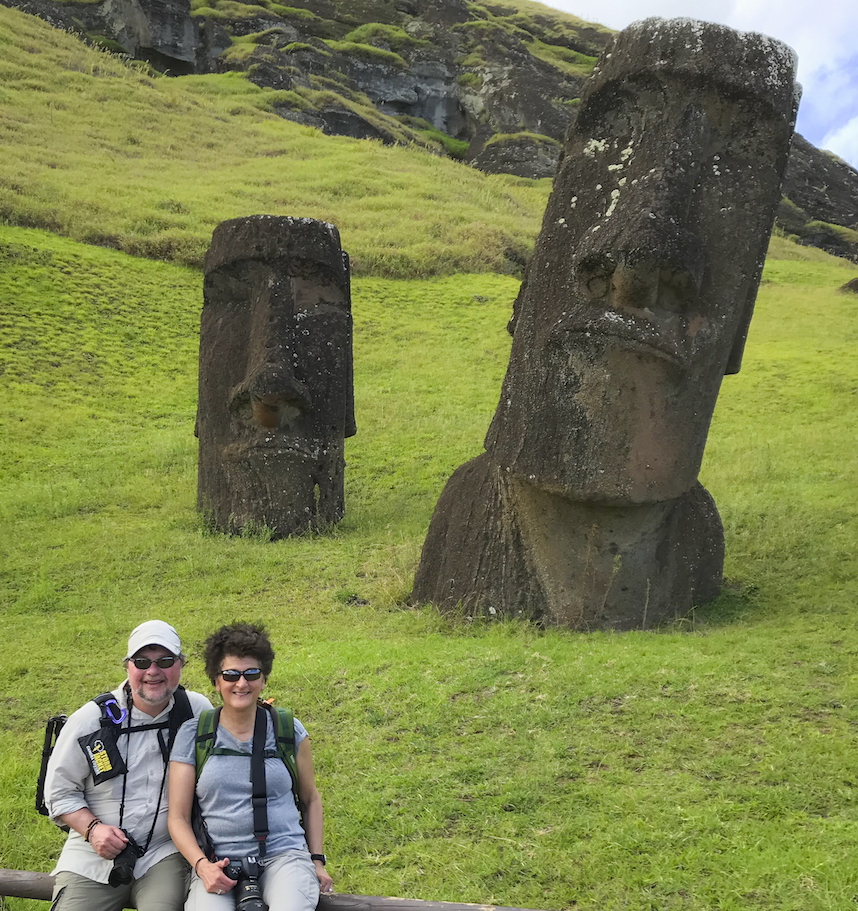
[314,860,333,895]
[197,857,236,894]
[169,760,236,895]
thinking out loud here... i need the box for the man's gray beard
[134,681,178,706]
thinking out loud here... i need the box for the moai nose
[226,275,314,428]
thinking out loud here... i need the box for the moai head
[486,19,799,504]
[197,216,356,537]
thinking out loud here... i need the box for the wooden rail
[0,868,547,911]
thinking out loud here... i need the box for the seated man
[45,620,212,911]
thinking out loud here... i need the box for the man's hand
[88,824,129,860]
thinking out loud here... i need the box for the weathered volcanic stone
[470,134,561,180]
[413,18,800,629]
[197,215,356,538]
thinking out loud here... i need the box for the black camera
[108,829,146,887]
[224,856,267,911]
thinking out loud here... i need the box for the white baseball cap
[125,620,182,659]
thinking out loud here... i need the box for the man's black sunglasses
[129,656,177,669]
[219,668,263,682]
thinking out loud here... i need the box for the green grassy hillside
[2,4,858,911]
[2,222,857,910]
[0,5,547,277]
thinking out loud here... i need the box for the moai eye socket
[657,268,697,314]
[576,254,617,300]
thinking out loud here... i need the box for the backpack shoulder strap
[169,686,193,742]
[35,714,68,819]
[92,692,126,727]
[194,707,221,781]
[265,703,302,815]
[250,706,269,856]
[269,706,296,770]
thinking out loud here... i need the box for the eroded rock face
[102,0,197,71]
[197,216,356,537]
[778,133,858,262]
[412,18,799,629]
[783,133,858,228]
[470,134,561,180]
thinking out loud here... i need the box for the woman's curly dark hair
[204,623,275,683]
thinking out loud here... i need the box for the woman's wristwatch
[310,854,327,865]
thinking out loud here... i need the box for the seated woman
[168,623,333,911]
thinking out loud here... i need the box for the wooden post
[0,869,548,911]
[0,868,53,901]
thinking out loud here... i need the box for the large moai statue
[197,215,356,537]
[413,19,800,629]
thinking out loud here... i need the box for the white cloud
[796,61,858,151]
[822,117,858,172]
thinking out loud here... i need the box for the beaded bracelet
[83,818,101,842]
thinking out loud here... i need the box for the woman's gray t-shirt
[171,712,308,859]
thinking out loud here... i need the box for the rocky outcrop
[783,133,858,226]
[779,133,858,262]
[470,132,561,179]
[0,0,103,33]
[0,0,230,72]
[101,0,197,73]
[0,0,606,154]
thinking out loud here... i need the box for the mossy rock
[457,72,482,88]
[343,22,425,50]
[473,131,560,179]
[329,0,401,27]
[323,39,406,67]
[284,41,331,56]
[87,34,126,53]
[484,130,560,148]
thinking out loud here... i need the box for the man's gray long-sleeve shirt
[46,683,212,884]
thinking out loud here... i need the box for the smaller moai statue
[196,215,356,537]
[413,18,800,629]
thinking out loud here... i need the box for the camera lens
[108,849,136,887]
[107,831,143,888]
[224,857,267,911]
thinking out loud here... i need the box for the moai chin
[412,18,800,629]
[197,215,356,538]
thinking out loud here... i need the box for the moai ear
[505,271,529,338]
[725,84,801,378]
[724,273,758,376]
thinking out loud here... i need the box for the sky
[545,0,858,171]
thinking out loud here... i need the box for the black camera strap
[116,687,189,855]
[250,705,269,858]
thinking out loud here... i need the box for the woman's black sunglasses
[219,668,263,682]
[130,656,177,669]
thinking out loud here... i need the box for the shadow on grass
[671,578,759,631]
